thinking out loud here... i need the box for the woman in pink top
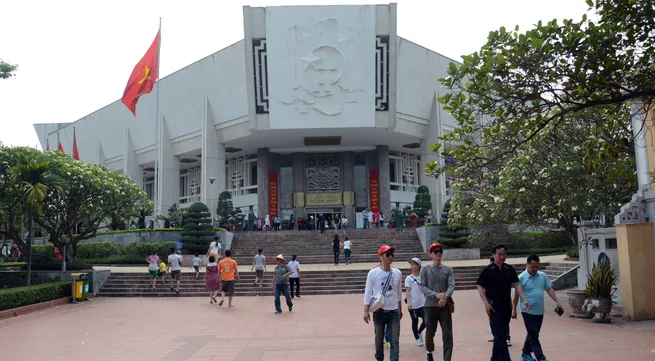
[204,255,221,304]
[145,250,161,289]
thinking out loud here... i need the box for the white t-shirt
[405,274,425,309]
[209,241,221,255]
[288,260,300,278]
[168,254,182,271]
[343,240,351,249]
[364,267,402,311]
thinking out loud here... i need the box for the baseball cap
[377,245,396,255]
[409,257,422,266]
[428,243,443,253]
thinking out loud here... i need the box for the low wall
[85,230,233,251]
[416,226,440,252]
[442,248,480,261]
[552,265,579,291]
[0,269,111,296]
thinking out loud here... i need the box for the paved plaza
[2,290,654,361]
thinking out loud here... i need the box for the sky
[0,0,591,148]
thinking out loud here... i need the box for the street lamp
[209,177,216,222]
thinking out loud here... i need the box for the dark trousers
[424,306,453,361]
[490,317,511,340]
[344,249,351,263]
[373,309,400,361]
[333,249,340,265]
[521,313,545,360]
[289,277,300,298]
[490,307,512,361]
[410,307,426,340]
[274,284,293,312]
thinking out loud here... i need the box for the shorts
[149,270,158,279]
[221,280,235,296]
[158,271,166,278]
[194,266,200,273]
[171,270,181,280]
[255,270,264,280]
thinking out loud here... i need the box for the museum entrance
[305,208,343,231]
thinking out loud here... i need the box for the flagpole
[153,17,161,230]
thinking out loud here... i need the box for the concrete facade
[34,4,459,224]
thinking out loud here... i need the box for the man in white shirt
[363,245,403,361]
[288,254,301,298]
[167,247,183,294]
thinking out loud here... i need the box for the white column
[201,98,226,220]
[96,140,105,166]
[158,115,180,216]
[420,92,446,220]
[123,129,143,189]
[632,102,649,190]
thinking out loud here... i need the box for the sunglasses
[383,252,395,258]
[431,250,443,254]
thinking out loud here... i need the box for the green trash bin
[81,273,89,300]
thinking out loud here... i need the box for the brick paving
[2,289,654,361]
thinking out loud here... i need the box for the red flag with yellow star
[121,30,160,115]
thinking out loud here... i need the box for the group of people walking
[364,243,564,361]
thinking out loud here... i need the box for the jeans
[490,317,511,340]
[274,283,293,312]
[344,249,351,263]
[489,307,512,361]
[522,313,545,360]
[333,249,340,265]
[409,307,426,340]
[289,277,300,298]
[373,309,400,361]
[424,306,453,361]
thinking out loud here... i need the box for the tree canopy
[0,59,18,79]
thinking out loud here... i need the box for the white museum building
[34,4,459,227]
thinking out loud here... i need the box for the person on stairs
[251,248,267,288]
[272,254,294,314]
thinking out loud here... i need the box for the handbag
[369,271,393,312]
[427,265,455,313]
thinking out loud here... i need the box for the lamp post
[209,177,216,223]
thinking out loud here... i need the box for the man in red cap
[363,244,403,361]
[419,243,455,361]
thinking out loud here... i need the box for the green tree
[0,59,18,79]
[216,191,241,225]
[10,155,61,285]
[438,199,471,248]
[412,185,432,218]
[181,202,214,254]
[428,0,655,177]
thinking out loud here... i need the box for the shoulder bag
[369,270,393,312]
[428,265,455,314]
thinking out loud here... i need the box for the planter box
[0,297,72,320]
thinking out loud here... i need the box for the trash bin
[71,273,84,301]
[81,273,89,300]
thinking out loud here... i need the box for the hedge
[0,262,26,269]
[31,241,176,264]
[566,248,579,258]
[0,281,72,311]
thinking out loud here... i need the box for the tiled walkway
[2,290,654,361]
[94,254,575,273]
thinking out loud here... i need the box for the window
[605,238,617,250]
[591,239,599,249]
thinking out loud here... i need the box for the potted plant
[583,259,617,323]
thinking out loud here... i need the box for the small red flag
[122,30,160,115]
[57,134,64,153]
[73,128,80,160]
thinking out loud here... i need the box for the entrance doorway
[305,208,342,231]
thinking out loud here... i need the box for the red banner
[369,169,380,213]
[268,172,279,217]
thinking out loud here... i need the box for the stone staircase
[98,263,576,297]
[229,229,426,265]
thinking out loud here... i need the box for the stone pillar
[377,145,391,219]
[158,116,180,217]
[123,128,143,190]
[341,152,356,223]
[201,98,225,221]
[256,148,270,220]
[615,192,655,320]
[421,93,446,220]
[292,153,305,229]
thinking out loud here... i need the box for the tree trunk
[26,210,33,287]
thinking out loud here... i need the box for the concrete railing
[416,226,480,260]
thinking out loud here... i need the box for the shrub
[122,242,175,258]
[182,202,214,254]
[0,262,26,269]
[412,185,432,218]
[507,231,574,249]
[566,248,579,258]
[439,238,470,248]
[75,242,123,259]
[0,281,72,311]
[485,247,569,257]
[27,260,93,271]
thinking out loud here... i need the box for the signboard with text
[369,169,379,213]
[268,172,279,217]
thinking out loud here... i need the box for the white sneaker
[415,338,424,347]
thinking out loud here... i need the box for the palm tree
[11,156,60,285]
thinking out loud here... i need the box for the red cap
[378,244,396,255]
[428,243,443,253]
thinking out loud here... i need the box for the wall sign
[369,169,379,213]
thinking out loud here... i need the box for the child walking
[204,255,220,304]
[192,252,202,280]
[158,260,168,285]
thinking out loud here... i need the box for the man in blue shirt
[512,254,564,361]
